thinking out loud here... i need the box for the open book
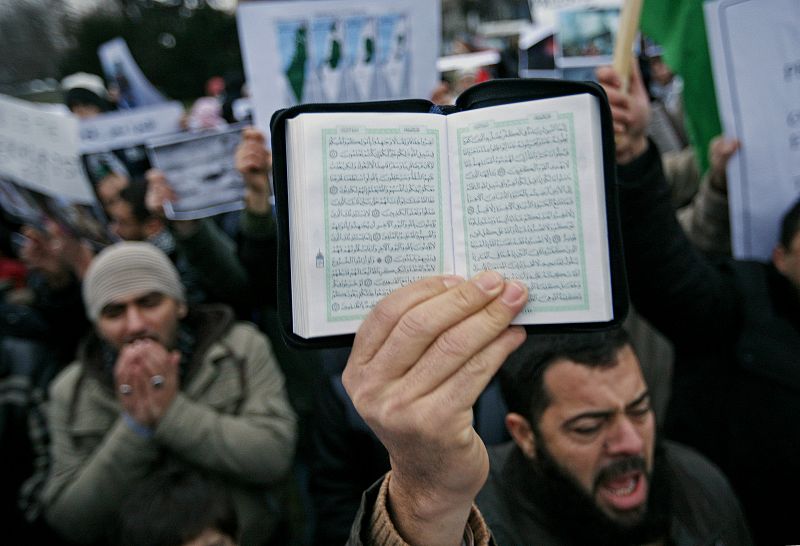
[279,87,622,341]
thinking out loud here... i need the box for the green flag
[641,0,721,171]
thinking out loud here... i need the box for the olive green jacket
[41,306,297,545]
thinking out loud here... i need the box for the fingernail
[474,271,502,293]
[501,281,527,305]
[443,275,465,288]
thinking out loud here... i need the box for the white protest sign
[147,125,246,221]
[436,51,501,73]
[237,0,439,139]
[78,101,184,154]
[705,0,800,260]
[0,94,94,203]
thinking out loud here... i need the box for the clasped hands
[114,338,181,428]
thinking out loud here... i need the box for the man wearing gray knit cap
[41,242,297,546]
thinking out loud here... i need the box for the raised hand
[343,272,528,546]
[708,136,740,193]
[235,127,272,214]
[144,169,177,220]
[596,62,651,165]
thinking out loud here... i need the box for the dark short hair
[115,465,238,546]
[117,177,151,223]
[779,197,800,249]
[498,328,632,428]
[64,87,113,113]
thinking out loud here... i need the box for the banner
[0,94,94,203]
[78,101,184,154]
[237,0,439,139]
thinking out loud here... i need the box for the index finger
[351,275,464,363]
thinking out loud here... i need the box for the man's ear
[773,244,789,275]
[505,412,537,460]
[177,302,187,319]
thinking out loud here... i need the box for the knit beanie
[83,242,185,321]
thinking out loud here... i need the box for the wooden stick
[612,0,644,94]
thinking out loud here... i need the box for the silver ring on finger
[119,384,133,395]
[150,374,165,389]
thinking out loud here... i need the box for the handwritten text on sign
[0,94,93,203]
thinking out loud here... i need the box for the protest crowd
[1,1,799,546]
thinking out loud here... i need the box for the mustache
[122,333,160,345]
[594,456,647,489]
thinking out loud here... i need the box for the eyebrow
[100,292,164,314]
[100,303,124,315]
[561,390,651,428]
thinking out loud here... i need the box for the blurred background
[0,0,533,103]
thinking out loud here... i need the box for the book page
[287,112,451,337]
[448,93,612,324]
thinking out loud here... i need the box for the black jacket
[346,441,751,546]
[617,144,800,545]
[478,442,751,546]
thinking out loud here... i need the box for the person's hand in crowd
[20,220,94,285]
[115,338,181,428]
[235,127,272,215]
[596,62,651,165]
[144,169,177,220]
[342,272,528,546]
[708,136,740,194]
[145,168,199,237]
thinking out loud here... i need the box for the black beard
[523,439,672,546]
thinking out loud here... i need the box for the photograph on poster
[147,125,246,220]
[554,5,620,68]
[0,176,112,247]
[343,16,377,101]
[0,178,45,226]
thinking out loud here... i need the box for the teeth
[609,477,636,496]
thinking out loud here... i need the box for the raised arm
[144,168,250,307]
[343,272,528,546]
[234,127,279,308]
[676,135,739,256]
[597,64,739,346]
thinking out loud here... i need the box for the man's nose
[124,305,146,334]
[604,416,644,456]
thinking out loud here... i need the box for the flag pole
[612,0,643,93]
